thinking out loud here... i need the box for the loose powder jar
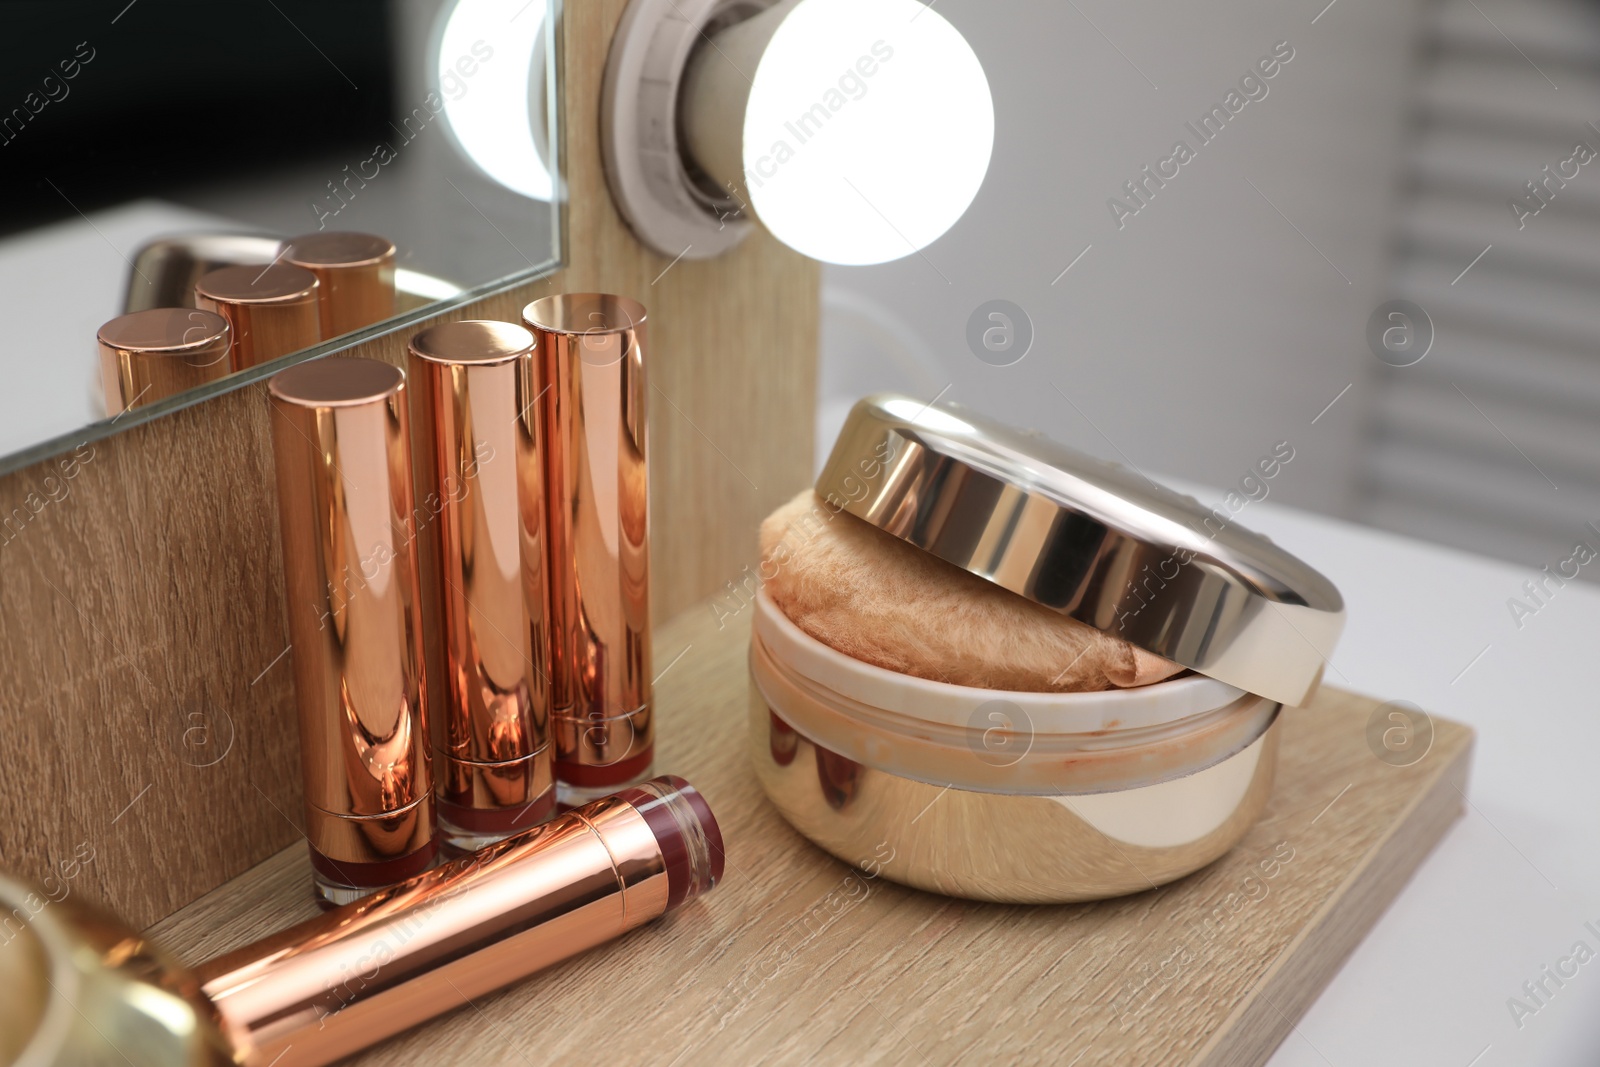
[749,394,1345,903]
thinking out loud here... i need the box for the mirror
[0,0,561,474]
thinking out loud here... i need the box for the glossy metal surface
[749,585,1281,903]
[0,781,722,1067]
[751,694,1279,904]
[816,394,1346,707]
[524,295,653,792]
[195,264,322,371]
[200,793,679,1067]
[282,232,397,339]
[0,875,234,1067]
[408,322,554,847]
[96,308,232,415]
[268,358,434,889]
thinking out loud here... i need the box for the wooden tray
[151,602,1474,1066]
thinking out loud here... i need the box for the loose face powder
[745,395,1343,903]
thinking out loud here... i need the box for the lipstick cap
[523,295,652,796]
[96,307,232,415]
[408,321,554,847]
[195,264,322,371]
[282,232,398,338]
[268,357,435,881]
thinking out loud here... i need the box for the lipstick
[96,307,232,414]
[268,357,436,904]
[200,777,723,1066]
[408,321,555,850]
[0,778,724,1067]
[523,294,653,804]
[282,232,398,338]
[196,263,322,370]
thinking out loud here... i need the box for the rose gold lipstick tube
[96,306,232,414]
[196,263,322,370]
[523,294,653,804]
[0,778,723,1067]
[282,232,398,338]
[269,357,436,905]
[408,321,555,850]
[199,777,724,1067]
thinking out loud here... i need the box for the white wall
[819,0,1427,521]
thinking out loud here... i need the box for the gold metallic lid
[0,874,235,1066]
[194,263,319,305]
[96,308,232,415]
[814,394,1345,707]
[281,231,395,269]
[268,352,402,407]
[408,319,534,365]
[194,263,322,371]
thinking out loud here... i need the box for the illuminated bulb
[681,0,993,265]
[436,0,554,201]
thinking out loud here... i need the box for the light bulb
[684,0,993,265]
[436,0,554,201]
[605,0,992,264]
[746,0,991,264]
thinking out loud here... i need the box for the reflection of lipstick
[408,321,554,850]
[524,295,653,804]
[815,748,861,810]
[96,307,232,414]
[200,777,724,1067]
[195,263,321,370]
[268,357,436,904]
[769,710,798,766]
[282,232,397,338]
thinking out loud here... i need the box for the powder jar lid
[815,394,1345,707]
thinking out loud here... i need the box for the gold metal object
[281,232,397,339]
[816,394,1345,708]
[268,357,435,902]
[200,793,675,1066]
[408,321,554,847]
[0,779,723,1067]
[0,875,235,1066]
[750,694,1279,903]
[748,590,1280,904]
[195,264,322,371]
[524,295,653,798]
[96,308,232,415]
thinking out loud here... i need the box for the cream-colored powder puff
[759,491,1183,692]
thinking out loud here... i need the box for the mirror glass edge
[0,0,568,483]
[0,255,563,482]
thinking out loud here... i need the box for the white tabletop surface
[0,199,247,456]
[1211,493,1600,1067]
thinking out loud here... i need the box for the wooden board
[151,602,1474,1067]
[0,0,818,927]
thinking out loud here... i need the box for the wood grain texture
[0,0,817,928]
[152,603,1474,1067]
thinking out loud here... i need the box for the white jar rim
[753,590,1248,733]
